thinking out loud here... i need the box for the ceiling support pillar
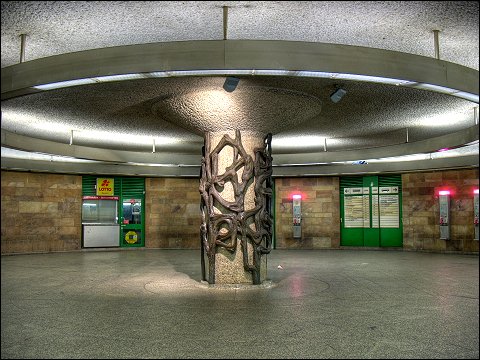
[19,34,26,63]
[433,29,441,60]
[199,130,273,285]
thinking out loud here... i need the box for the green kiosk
[82,176,145,248]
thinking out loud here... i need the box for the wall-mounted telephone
[474,189,479,241]
[439,191,450,240]
[293,195,302,239]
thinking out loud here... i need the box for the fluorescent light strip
[93,74,148,82]
[149,69,254,77]
[276,144,479,167]
[30,70,478,103]
[409,83,457,94]
[32,78,97,90]
[0,147,97,163]
[1,147,201,167]
[124,162,200,167]
[452,92,479,102]
[3,144,477,168]
[273,162,329,167]
[32,74,148,89]
[405,83,479,102]
[326,73,416,86]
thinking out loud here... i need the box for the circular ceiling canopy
[1,75,476,154]
[1,1,478,176]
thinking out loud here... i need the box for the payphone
[474,189,479,241]
[439,190,450,240]
[293,194,302,238]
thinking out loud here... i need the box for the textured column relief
[199,130,273,284]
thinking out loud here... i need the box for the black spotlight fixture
[330,88,347,103]
[223,77,240,92]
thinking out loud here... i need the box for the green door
[340,175,402,247]
[363,176,380,246]
[120,177,145,247]
[340,176,364,246]
[378,175,403,247]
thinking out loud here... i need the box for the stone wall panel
[145,177,200,249]
[1,171,82,254]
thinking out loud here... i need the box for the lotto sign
[96,178,114,196]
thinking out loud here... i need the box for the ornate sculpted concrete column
[199,130,273,285]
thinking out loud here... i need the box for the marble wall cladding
[402,168,479,253]
[2,169,478,254]
[145,178,201,249]
[1,170,82,254]
[274,177,341,249]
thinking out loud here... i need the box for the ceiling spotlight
[223,77,240,92]
[330,88,347,103]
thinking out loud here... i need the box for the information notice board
[379,194,400,228]
[344,195,364,228]
[344,186,399,228]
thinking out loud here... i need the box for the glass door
[121,198,144,247]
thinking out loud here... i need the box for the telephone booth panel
[474,189,479,241]
[439,190,450,240]
[293,194,302,239]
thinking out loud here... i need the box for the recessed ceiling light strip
[30,69,478,103]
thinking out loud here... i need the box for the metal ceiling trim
[0,129,202,165]
[2,154,477,178]
[0,158,200,177]
[2,125,477,166]
[273,125,479,165]
[2,40,478,100]
[272,155,479,177]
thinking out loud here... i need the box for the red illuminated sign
[435,187,455,197]
[82,196,119,200]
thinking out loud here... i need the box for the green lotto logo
[96,178,114,196]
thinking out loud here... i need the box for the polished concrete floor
[1,249,479,359]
